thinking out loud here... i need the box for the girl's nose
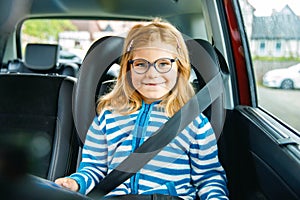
[145,64,159,78]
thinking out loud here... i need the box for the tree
[22,19,77,41]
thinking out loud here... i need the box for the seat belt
[92,72,224,195]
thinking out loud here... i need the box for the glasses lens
[132,59,148,74]
[131,58,175,74]
[155,58,172,73]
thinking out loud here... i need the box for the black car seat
[7,43,78,77]
[0,44,84,197]
[71,36,227,198]
[0,76,79,180]
[72,35,226,151]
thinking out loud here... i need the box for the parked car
[59,50,82,65]
[0,0,299,200]
[263,63,300,89]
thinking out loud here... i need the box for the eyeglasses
[128,58,178,74]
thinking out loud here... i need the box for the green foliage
[252,56,300,62]
[22,19,77,41]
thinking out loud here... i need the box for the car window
[19,17,207,84]
[239,0,300,134]
[20,19,146,65]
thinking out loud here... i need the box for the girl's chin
[141,95,162,103]
[141,93,169,103]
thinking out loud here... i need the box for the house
[251,5,300,58]
[58,20,140,53]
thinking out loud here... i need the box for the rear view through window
[240,0,300,134]
[21,19,143,66]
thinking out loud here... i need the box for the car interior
[0,0,299,200]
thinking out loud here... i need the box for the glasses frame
[128,57,178,74]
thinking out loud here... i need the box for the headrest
[24,43,59,70]
[73,36,225,143]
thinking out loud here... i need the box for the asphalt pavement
[257,86,300,132]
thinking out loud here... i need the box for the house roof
[251,5,300,40]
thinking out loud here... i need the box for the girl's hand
[54,177,79,192]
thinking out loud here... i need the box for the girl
[55,18,229,200]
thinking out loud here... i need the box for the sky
[248,0,300,16]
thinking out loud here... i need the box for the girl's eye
[157,60,171,68]
[159,62,168,67]
[134,62,147,68]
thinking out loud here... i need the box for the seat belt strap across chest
[94,72,224,195]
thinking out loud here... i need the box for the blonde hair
[97,18,195,117]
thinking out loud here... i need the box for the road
[257,86,300,132]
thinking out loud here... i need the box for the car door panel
[219,107,300,200]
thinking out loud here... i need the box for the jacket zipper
[131,102,152,194]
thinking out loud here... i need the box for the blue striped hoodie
[69,101,229,199]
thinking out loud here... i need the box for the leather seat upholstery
[0,73,79,181]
